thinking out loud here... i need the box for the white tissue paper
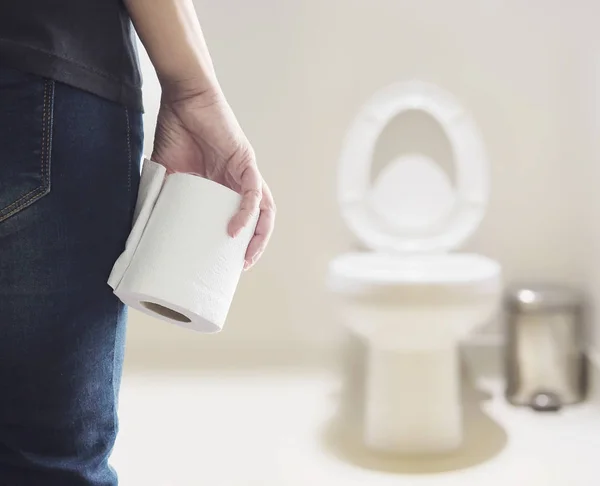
[108,159,258,333]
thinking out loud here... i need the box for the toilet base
[365,342,463,455]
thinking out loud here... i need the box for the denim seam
[125,108,131,193]
[109,300,121,465]
[0,80,54,222]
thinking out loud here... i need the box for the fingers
[244,183,276,270]
[227,163,263,238]
[224,146,275,270]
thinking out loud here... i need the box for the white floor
[111,368,600,486]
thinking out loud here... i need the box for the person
[0,0,275,484]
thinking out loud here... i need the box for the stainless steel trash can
[504,284,588,411]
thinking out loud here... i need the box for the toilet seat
[338,81,489,254]
[329,252,500,289]
[328,252,500,304]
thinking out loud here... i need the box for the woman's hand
[124,0,273,268]
[151,86,275,270]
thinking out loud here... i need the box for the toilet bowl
[327,81,502,455]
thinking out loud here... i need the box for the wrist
[159,73,221,103]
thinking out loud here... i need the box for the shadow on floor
[320,334,508,474]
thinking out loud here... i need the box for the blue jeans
[0,67,143,485]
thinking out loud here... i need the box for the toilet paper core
[140,302,192,323]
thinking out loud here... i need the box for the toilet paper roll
[108,159,258,333]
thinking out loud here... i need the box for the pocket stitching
[0,80,53,222]
[0,81,49,214]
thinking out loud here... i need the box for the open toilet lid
[338,81,490,253]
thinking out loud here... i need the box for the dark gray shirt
[0,0,143,110]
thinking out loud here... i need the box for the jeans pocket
[0,71,54,223]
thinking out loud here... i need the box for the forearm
[124,0,219,95]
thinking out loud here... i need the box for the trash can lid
[505,284,583,312]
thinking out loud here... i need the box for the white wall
[582,32,600,357]
[126,0,597,364]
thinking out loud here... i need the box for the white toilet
[328,81,502,455]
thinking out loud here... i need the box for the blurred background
[112,1,600,485]
[127,0,598,367]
